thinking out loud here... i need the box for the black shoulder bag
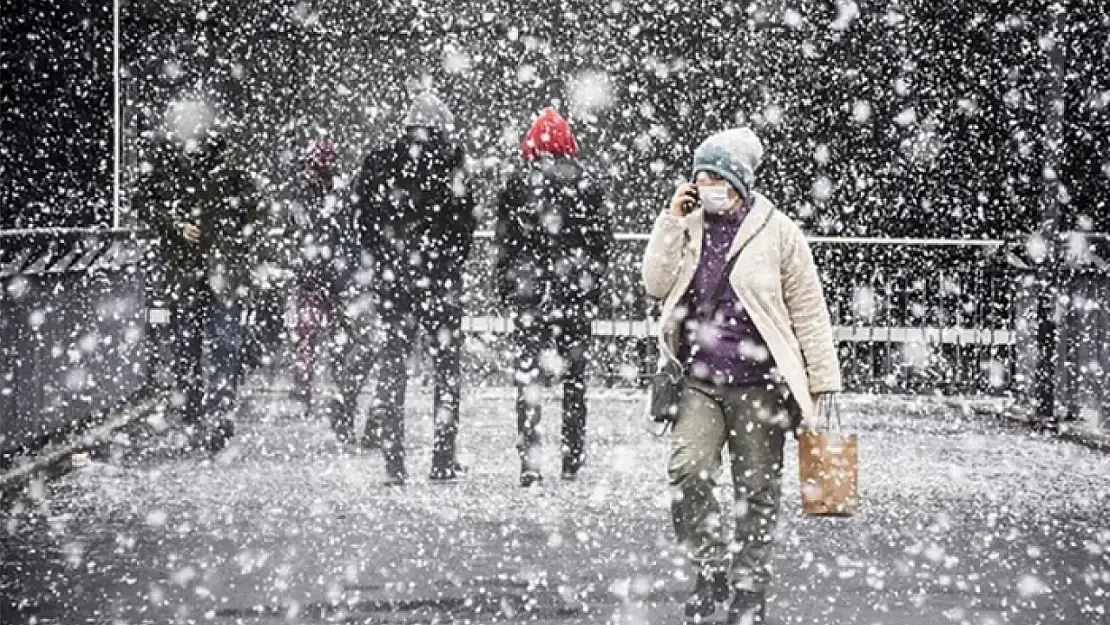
[649,209,775,428]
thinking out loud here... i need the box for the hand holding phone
[179,222,202,243]
[670,181,699,216]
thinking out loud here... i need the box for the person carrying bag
[640,127,843,624]
[646,209,772,432]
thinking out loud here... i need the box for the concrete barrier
[0,230,149,463]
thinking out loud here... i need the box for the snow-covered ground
[2,390,1108,624]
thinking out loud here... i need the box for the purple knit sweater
[681,206,777,386]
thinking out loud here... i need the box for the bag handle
[698,208,775,319]
[816,394,843,431]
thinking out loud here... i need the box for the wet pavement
[2,390,1109,624]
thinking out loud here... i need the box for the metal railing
[1,225,1024,462]
[7,223,1106,461]
[1010,234,1110,432]
[454,232,1018,393]
[124,228,1020,394]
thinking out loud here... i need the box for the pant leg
[255,287,288,366]
[373,295,416,475]
[293,287,325,393]
[334,292,378,420]
[203,297,244,423]
[667,381,729,570]
[513,310,549,459]
[419,297,463,470]
[315,291,347,395]
[555,319,590,469]
[169,286,206,423]
[722,384,790,592]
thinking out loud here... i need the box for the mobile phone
[682,180,699,215]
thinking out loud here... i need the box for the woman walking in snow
[641,127,842,623]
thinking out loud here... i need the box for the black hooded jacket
[494,157,613,319]
[133,132,263,297]
[353,128,476,295]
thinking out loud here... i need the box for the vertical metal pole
[112,0,121,228]
[1034,2,1067,431]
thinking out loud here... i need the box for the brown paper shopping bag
[798,396,859,516]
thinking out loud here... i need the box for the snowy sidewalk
[2,390,1108,624]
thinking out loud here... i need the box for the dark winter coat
[494,157,613,319]
[286,170,357,295]
[133,134,264,299]
[353,128,476,296]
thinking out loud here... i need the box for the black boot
[520,446,542,487]
[520,449,543,487]
[190,419,234,454]
[519,466,543,487]
[518,439,543,487]
[684,569,730,621]
[431,458,467,481]
[429,425,460,481]
[383,458,407,486]
[561,453,585,481]
[213,419,235,451]
[290,383,310,405]
[726,590,766,625]
[326,399,355,445]
[361,419,382,450]
[429,457,461,481]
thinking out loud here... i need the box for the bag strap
[817,394,843,431]
[698,208,775,318]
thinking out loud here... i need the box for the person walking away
[640,127,842,623]
[352,92,476,484]
[134,125,264,452]
[494,107,613,486]
[286,139,356,414]
[242,167,295,379]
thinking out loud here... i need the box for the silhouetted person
[351,92,476,484]
[494,108,613,486]
[134,123,263,451]
[286,139,356,411]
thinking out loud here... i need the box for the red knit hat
[521,108,579,161]
[301,139,337,178]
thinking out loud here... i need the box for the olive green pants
[668,379,792,592]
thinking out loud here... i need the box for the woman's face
[694,171,739,202]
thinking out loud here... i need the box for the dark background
[2,0,113,229]
[2,0,1107,236]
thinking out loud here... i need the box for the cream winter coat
[641,193,842,423]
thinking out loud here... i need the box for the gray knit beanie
[403,92,455,131]
[691,127,764,200]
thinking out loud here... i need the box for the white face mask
[697,185,734,214]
